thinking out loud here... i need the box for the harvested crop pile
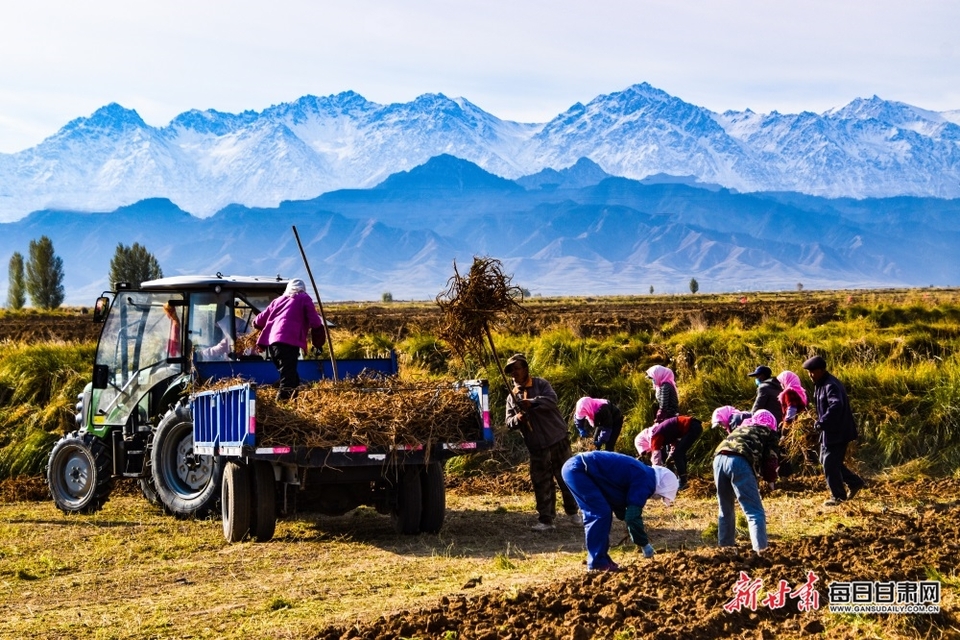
[201,376,481,449]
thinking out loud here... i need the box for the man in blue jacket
[802,355,865,506]
[561,451,679,572]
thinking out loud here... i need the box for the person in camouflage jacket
[712,409,780,553]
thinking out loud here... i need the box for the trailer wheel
[222,461,251,542]
[419,462,445,534]
[250,461,276,542]
[47,431,114,514]
[392,468,422,535]
[151,402,223,519]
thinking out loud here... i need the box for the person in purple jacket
[561,451,679,572]
[254,278,326,400]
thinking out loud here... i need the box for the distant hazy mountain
[2,154,957,305]
[1,84,958,222]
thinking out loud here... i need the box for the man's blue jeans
[713,453,768,552]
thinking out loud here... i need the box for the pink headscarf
[634,427,654,454]
[743,409,778,431]
[574,397,608,425]
[777,370,808,405]
[646,365,676,389]
[711,405,738,429]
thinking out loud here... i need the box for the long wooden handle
[292,225,338,381]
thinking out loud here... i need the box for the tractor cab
[83,275,288,441]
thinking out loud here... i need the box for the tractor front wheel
[47,431,114,514]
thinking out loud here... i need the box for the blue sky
[1,0,958,153]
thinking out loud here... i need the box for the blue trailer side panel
[193,383,256,456]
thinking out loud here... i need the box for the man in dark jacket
[505,353,580,531]
[749,365,784,425]
[802,355,865,506]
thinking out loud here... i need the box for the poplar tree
[7,252,26,309]
[25,236,65,309]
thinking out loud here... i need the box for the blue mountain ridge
[1,154,957,306]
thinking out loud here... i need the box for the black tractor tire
[222,461,251,543]
[47,431,114,514]
[392,467,422,535]
[250,460,277,542]
[419,462,446,534]
[139,435,161,506]
[151,402,223,519]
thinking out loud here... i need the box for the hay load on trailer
[198,374,484,450]
[192,375,492,542]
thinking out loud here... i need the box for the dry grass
[1,472,954,639]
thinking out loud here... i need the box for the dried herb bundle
[778,412,821,476]
[234,328,261,355]
[435,256,526,364]
[198,376,481,450]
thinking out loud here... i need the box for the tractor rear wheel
[250,461,276,542]
[222,461,251,543]
[151,402,223,519]
[139,435,161,506]
[47,431,114,514]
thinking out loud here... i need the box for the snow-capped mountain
[0,83,958,222]
[3,155,958,306]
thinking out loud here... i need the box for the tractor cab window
[91,292,185,428]
[189,292,272,361]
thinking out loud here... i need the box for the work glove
[594,429,610,447]
[574,418,590,438]
[311,326,326,351]
[624,505,646,546]
[642,544,655,559]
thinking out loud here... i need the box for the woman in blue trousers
[561,451,679,572]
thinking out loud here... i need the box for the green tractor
[46,275,289,518]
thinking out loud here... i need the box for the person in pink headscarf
[710,405,752,434]
[776,370,808,427]
[573,397,624,451]
[646,365,679,424]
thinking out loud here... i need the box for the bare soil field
[0,472,956,639]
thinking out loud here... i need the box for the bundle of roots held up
[198,375,481,449]
[435,256,526,363]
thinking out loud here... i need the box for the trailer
[46,274,493,539]
[192,378,491,542]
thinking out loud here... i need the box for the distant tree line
[6,239,162,310]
